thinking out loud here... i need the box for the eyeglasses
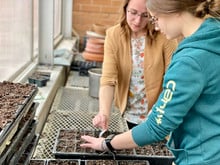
[127,9,150,19]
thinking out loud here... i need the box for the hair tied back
[204,0,214,14]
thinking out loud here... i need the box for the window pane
[54,0,62,39]
[0,0,32,81]
[33,0,39,56]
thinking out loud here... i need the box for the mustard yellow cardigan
[100,24,177,114]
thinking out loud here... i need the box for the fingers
[92,114,108,130]
[80,135,104,151]
[81,135,93,141]
[80,142,93,148]
[92,115,100,127]
[80,135,93,148]
[81,135,99,142]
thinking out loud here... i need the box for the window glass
[33,0,39,56]
[0,0,32,81]
[0,0,64,81]
[54,0,62,39]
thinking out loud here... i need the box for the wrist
[101,139,108,151]
[104,134,116,152]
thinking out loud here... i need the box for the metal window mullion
[62,0,73,39]
[39,0,54,65]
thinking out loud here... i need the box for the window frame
[0,0,73,81]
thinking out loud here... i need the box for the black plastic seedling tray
[28,71,51,87]
[53,129,174,165]
[29,159,47,165]
[70,60,102,76]
[53,129,130,158]
[16,135,39,165]
[82,159,150,165]
[35,72,51,81]
[9,119,37,164]
[28,76,48,87]
[53,129,135,159]
[0,86,38,156]
[47,159,80,165]
[0,103,37,164]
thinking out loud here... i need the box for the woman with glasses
[81,0,220,164]
[92,0,177,130]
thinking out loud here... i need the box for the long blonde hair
[117,0,158,45]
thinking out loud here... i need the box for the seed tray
[16,153,30,165]
[53,129,135,159]
[0,118,32,164]
[70,60,102,76]
[0,84,37,126]
[71,60,101,71]
[28,71,51,84]
[132,140,174,165]
[53,129,174,165]
[0,103,37,164]
[9,120,37,165]
[134,140,173,157]
[0,87,38,155]
[29,159,47,165]
[47,159,80,165]
[16,135,39,165]
[28,76,48,87]
[82,160,150,165]
[35,71,51,81]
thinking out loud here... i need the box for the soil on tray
[55,129,97,153]
[54,129,172,157]
[0,81,37,132]
[47,160,79,165]
[29,160,45,165]
[135,140,173,156]
[55,129,134,155]
[151,140,173,156]
[86,160,149,165]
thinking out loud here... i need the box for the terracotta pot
[85,47,104,54]
[82,51,104,62]
[86,30,105,39]
[92,23,107,36]
[85,41,104,54]
[87,37,105,45]
[86,41,104,49]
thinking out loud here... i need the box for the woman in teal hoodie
[81,0,220,164]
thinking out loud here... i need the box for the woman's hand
[92,113,109,130]
[80,135,105,151]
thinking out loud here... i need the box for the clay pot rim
[86,31,105,39]
[86,42,104,49]
[85,47,104,54]
[87,37,105,44]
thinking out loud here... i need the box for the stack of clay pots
[82,24,107,62]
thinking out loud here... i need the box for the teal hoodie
[132,18,220,165]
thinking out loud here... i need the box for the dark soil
[0,81,37,132]
[55,129,172,157]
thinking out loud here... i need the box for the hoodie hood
[175,18,220,56]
